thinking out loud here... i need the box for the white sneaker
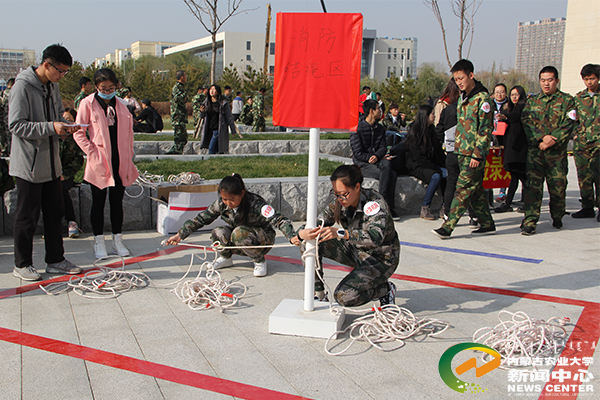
[112,233,130,257]
[253,260,267,277]
[211,255,233,269]
[94,235,108,259]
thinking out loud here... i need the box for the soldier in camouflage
[294,165,399,307]
[167,174,296,277]
[0,78,14,157]
[432,59,495,239]
[252,87,266,132]
[60,108,84,237]
[73,77,92,111]
[239,96,254,126]
[571,64,600,222]
[191,86,206,127]
[169,70,188,154]
[520,66,577,235]
[0,100,14,195]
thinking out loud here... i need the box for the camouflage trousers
[173,123,187,151]
[252,115,265,132]
[522,148,568,228]
[211,225,275,263]
[573,144,600,209]
[442,155,494,233]
[303,238,399,307]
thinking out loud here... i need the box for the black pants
[444,152,475,218]
[359,159,397,212]
[14,177,65,268]
[61,178,77,222]
[90,181,125,236]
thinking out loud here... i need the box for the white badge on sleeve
[568,109,577,120]
[364,201,381,216]
[261,204,275,218]
[481,102,491,113]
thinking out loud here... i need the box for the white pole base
[269,299,346,339]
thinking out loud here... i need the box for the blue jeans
[208,130,219,154]
[423,168,447,207]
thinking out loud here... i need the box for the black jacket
[434,101,457,146]
[406,124,446,183]
[501,103,527,170]
[351,119,387,164]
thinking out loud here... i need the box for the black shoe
[391,211,401,221]
[469,218,479,229]
[516,206,525,213]
[314,291,329,302]
[471,225,496,235]
[166,147,182,155]
[379,282,396,306]
[571,208,595,219]
[552,219,563,229]
[494,204,513,213]
[521,226,536,236]
[432,227,451,239]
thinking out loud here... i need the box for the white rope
[472,310,569,369]
[125,171,164,198]
[168,172,204,185]
[301,220,449,355]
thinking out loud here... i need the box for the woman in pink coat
[73,68,139,259]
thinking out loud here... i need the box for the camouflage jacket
[381,113,406,132]
[170,81,188,124]
[116,88,128,98]
[252,93,264,117]
[522,90,577,151]
[60,135,84,181]
[312,188,399,261]
[455,80,494,160]
[178,192,296,241]
[239,103,254,125]
[0,88,10,106]
[192,93,206,125]
[73,90,86,111]
[573,89,599,149]
[0,101,8,155]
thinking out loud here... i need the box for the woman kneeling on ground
[405,105,447,220]
[166,174,297,277]
[292,165,400,307]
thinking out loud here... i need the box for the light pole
[373,50,404,81]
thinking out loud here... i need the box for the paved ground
[0,157,598,400]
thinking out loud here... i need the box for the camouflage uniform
[170,81,188,152]
[116,88,128,98]
[573,88,600,210]
[178,192,296,262]
[252,92,265,132]
[521,90,577,228]
[0,88,11,157]
[191,92,206,127]
[301,188,400,307]
[441,81,495,233]
[73,90,86,112]
[239,103,254,126]
[0,100,13,195]
[60,136,84,181]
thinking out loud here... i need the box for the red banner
[483,148,511,189]
[272,13,363,130]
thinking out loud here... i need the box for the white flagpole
[303,127,320,311]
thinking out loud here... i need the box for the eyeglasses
[97,86,116,94]
[330,189,351,200]
[46,61,69,75]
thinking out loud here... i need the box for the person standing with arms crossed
[432,59,495,239]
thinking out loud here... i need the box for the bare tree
[423,0,483,69]
[183,0,257,83]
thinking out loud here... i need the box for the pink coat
[74,95,139,190]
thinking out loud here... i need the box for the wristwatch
[337,229,346,239]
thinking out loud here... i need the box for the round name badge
[261,204,275,218]
[481,102,491,113]
[364,201,381,216]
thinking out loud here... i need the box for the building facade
[0,48,36,83]
[164,32,275,79]
[362,30,418,81]
[515,18,566,82]
[560,0,600,95]
[94,41,182,68]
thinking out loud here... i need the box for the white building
[362,30,418,80]
[0,48,36,81]
[164,32,275,78]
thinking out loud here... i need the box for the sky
[0,0,569,72]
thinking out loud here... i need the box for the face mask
[98,91,116,100]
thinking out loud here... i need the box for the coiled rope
[125,171,204,198]
[301,220,449,355]
[168,172,204,185]
[472,310,569,369]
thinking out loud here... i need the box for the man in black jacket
[351,99,399,219]
[134,99,160,133]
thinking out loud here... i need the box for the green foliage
[360,76,381,94]
[477,65,539,95]
[133,132,351,141]
[217,63,242,93]
[58,61,85,101]
[416,63,450,103]
[134,155,340,180]
[380,74,421,119]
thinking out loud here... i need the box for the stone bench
[0,175,439,235]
